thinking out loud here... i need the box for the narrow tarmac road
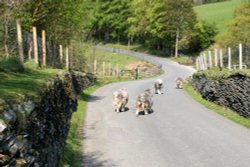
[82,48,250,167]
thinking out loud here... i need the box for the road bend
[82,48,250,167]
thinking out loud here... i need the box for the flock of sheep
[113,77,184,117]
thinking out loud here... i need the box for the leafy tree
[216,2,250,47]
[179,20,217,53]
[89,0,131,42]
[165,0,196,57]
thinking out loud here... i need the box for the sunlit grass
[194,0,242,34]
[0,68,62,100]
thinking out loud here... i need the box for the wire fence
[196,44,250,70]
[0,19,86,71]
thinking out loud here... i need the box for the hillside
[194,0,242,34]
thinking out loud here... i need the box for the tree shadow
[88,95,105,102]
[81,151,117,167]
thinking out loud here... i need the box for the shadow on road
[88,95,105,102]
[82,151,117,167]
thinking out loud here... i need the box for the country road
[82,48,250,167]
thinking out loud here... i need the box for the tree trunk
[175,26,180,58]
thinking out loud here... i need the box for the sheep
[136,89,153,116]
[113,88,128,112]
[154,79,163,94]
[176,77,184,89]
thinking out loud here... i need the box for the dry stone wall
[191,72,250,119]
[0,71,96,167]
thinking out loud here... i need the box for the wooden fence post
[33,27,38,64]
[208,51,212,68]
[214,49,218,67]
[94,60,97,74]
[66,47,69,70]
[239,43,242,70]
[200,55,204,70]
[196,58,199,70]
[228,47,231,70]
[203,53,207,70]
[59,45,63,65]
[109,63,111,75]
[16,19,24,63]
[42,30,46,66]
[219,49,223,68]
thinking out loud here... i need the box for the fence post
[200,55,204,70]
[208,51,212,68]
[66,47,69,70]
[59,45,63,65]
[42,30,46,66]
[196,58,199,70]
[135,68,139,79]
[33,27,38,64]
[109,63,111,75]
[16,19,24,63]
[219,49,223,68]
[203,53,207,70]
[239,43,242,70]
[94,60,97,74]
[214,49,218,67]
[228,47,231,70]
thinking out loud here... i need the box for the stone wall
[0,71,96,167]
[191,72,250,119]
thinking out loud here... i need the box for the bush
[0,57,24,72]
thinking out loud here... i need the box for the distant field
[194,0,242,34]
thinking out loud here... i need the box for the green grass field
[194,0,242,34]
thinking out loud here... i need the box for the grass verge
[184,83,250,129]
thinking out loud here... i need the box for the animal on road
[154,79,163,94]
[136,89,153,116]
[113,88,129,112]
[176,77,184,89]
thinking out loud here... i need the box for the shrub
[0,57,24,72]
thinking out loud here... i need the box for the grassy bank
[194,0,242,34]
[184,83,250,129]
[0,68,62,100]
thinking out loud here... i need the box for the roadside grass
[0,68,62,101]
[184,83,250,129]
[87,49,147,69]
[194,0,242,34]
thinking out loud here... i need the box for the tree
[216,2,250,47]
[165,0,196,57]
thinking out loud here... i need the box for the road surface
[82,48,250,167]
